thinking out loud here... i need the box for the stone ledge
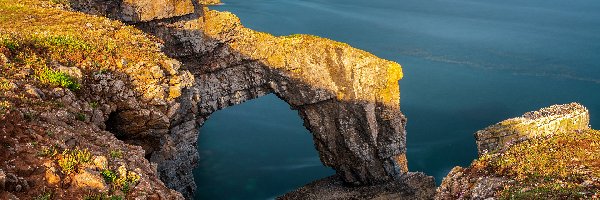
[278,172,436,200]
[475,102,589,155]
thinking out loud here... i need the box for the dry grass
[474,129,600,199]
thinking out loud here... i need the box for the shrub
[101,167,140,194]
[101,169,118,183]
[57,148,92,175]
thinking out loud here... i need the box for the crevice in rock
[105,110,127,140]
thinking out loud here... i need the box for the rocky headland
[0,0,598,199]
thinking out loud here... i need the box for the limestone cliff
[1,0,424,199]
[137,8,410,197]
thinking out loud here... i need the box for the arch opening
[193,94,335,199]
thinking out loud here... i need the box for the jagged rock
[1,171,29,193]
[93,156,108,170]
[199,0,221,5]
[57,66,83,79]
[435,167,509,200]
[73,169,108,191]
[24,84,44,99]
[69,0,195,22]
[0,169,5,190]
[280,172,436,200]
[475,103,589,155]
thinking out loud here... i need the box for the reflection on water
[196,0,600,199]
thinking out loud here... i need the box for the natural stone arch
[65,1,409,198]
[141,8,409,198]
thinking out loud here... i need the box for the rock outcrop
[280,172,436,200]
[69,0,195,22]
[475,103,589,155]
[437,103,599,200]
[0,1,191,198]
[134,7,410,198]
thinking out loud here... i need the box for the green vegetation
[38,145,58,157]
[474,129,600,199]
[75,112,86,121]
[89,101,99,109]
[34,191,53,200]
[109,149,123,159]
[57,148,92,175]
[0,101,10,115]
[37,68,80,91]
[0,0,182,102]
[101,167,140,194]
[500,183,586,200]
[83,193,123,200]
[101,169,118,183]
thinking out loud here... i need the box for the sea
[193,0,600,199]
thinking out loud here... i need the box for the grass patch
[34,190,53,200]
[37,35,91,51]
[500,183,586,200]
[474,129,600,199]
[75,112,86,121]
[36,67,80,91]
[89,101,99,109]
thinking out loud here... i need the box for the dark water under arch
[194,94,334,200]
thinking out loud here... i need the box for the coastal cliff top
[1,0,189,199]
[438,104,599,200]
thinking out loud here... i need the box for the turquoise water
[194,0,600,199]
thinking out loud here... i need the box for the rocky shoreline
[1,0,598,199]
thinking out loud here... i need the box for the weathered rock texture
[279,173,436,200]
[198,0,221,5]
[69,0,195,22]
[59,0,410,198]
[436,166,510,200]
[0,1,192,198]
[475,103,589,155]
[133,8,409,198]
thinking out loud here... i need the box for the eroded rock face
[135,8,409,197]
[69,0,195,22]
[475,103,589,155]
[70,2,410,199]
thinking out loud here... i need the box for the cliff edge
[437,103,599,199]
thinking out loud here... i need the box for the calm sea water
[193,0,600,199]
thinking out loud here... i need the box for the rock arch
[66,1,409,198]
[142,9,409,198]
